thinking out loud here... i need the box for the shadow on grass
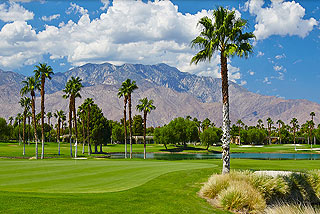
[160,145,221,153]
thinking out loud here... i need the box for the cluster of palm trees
[235,112,317,149]
[117,79,156,159]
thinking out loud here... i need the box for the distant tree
[193,117,201,134]
[19,97,31,155]
[310,112,316,145]
[201,118,211,131]
[191,6,254,174]
[276,120,283,144]
[63,76,83,158]
[20,76,40,159]
[16,113,22,145]
[78,104,86,154]
[54,110,65,155]
[118,80,129,158]
[200,127,219,150]
[84,98,94,155]
[267,118,274,144]
[27,111,32,144]
[247,128,266,145]
[8,117,13,126]
[136,97,156,159]
[0,118,9,140]
[34,63,54,159]
[290,118,298,150]
[132,115,144,136]
[257,119,263,129]
[111,121,124,143]
[236,119,244,145]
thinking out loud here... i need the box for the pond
[109,152,320,160]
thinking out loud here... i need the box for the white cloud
[249,70,255,75]
[100,0,109,11]
[275,54,286,59]
[0,2,34,22]
[263,77,271,84]
[0,1,243,82]
[273,65,283,71]
[246,0,318,40]
[257,51,264,57]
[42,14,60,22]
[240,80,247,86]
[66,3,88,15]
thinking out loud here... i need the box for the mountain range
[1,62,319,127]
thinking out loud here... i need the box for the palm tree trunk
[58,120,60,155]
[31,94,38,159]
[123,97,127,158]
[41,76,45,159]
[143,112,147,160]
[69,97,73,157]
[82,118,85,154]
[221,52,231,174]
[18,120,21,145]
[28,116,31,145]
[23,113,26,156]
[128,94,133,159]
[73,98,78,158]
[87,107,91,156]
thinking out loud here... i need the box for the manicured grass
[0,142,320,159]
[0,159,320,213]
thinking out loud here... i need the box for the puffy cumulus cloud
[0,1,243,83]
[42,14,60,22]
[246,0,318,40]
[0,2,34,22]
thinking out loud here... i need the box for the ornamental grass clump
[217,180,266,213]
[265,203,320,214]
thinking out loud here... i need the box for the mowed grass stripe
[0,159,216,193]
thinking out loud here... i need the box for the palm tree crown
[136,97,156,115]
[20,76,40,97]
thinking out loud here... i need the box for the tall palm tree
[46,112,52,143]
[236,120,244,145]
[16,113,22,145]
[63,77,83,158]
[19,97,31,156]
[21,76,40,159]
[136,97,156,159]
[78,105,86,154]
[290,118,298,150]
[127,80,138,159]
[267,118,274,144]
[257,119,263,129]
[276,119,283,144]
[84,98,94,155]
[34,63,54,159]
[308,120,315,149]
[310,112,316,145]
[118,80,130,158]
[54,110,65,155]
[190,7,254,174]
[27,111,32,145]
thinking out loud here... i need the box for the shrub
[265,203,320,214]
[218,180,266,213]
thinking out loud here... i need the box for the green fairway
[0,159,215,193]
[1,159,320,213]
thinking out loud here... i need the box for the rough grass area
[200,170,320,213]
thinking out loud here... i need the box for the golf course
[1,157,320,213]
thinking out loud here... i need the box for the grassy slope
[1,159,320,213]
[1,142,320,159]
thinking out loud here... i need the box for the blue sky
[0,0,319,103]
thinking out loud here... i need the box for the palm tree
[54,110,65,155]
[19,97,31,156]
[267,118,273,144]
[310,112,316,145]
[276,119,283,144]
[34,63,54,159]
[308,120,315,149]
[21,76,40,159]
[201,118,211,131]
[257,119,263,129]
[27,111,32,145]
[290,118,298,150]
[84,98,94,155]
[46,112,52,143]
[190,7,254,174]
[16,113,22,145]
[8,117,13,126]
[78,105,86,154]
[236,120,244,145]
[118,79,138,158]
[63,77,83,158]
[136,97,156,159]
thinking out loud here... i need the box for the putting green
[0,159,216,193]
